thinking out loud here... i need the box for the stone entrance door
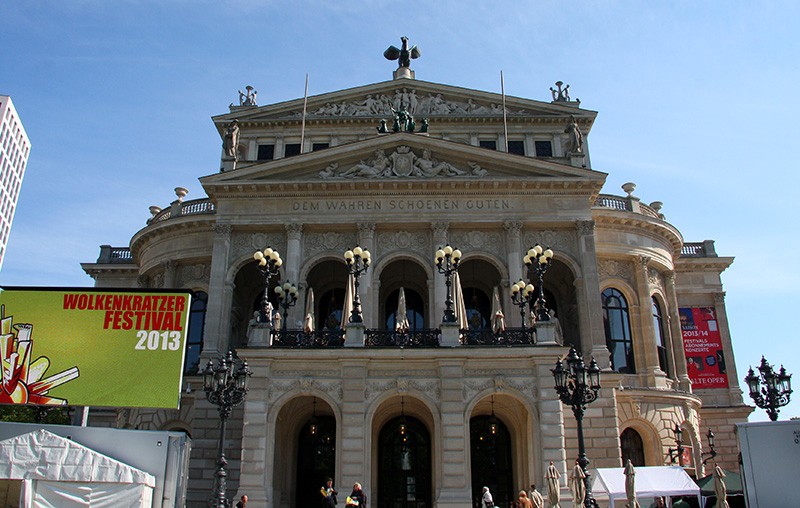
[377,416,432,508]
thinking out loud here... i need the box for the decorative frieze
[304,231,356,258]
[178,263,210,288]
[522,230,578,258]
[376,230,430,257]
[268,377,342,403]
[449,230,505,257]
[232,232,286,261]
[462,373,537,401]
[364,378,441,403]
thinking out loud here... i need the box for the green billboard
[0,287,192,409]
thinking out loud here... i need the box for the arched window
[620,428,645,466]
[602,288,635,373]
[385,288,425,331]
[652,297,669,374]
[185,291,207,375]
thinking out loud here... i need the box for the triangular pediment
[201,134,606,198]
[212,78,596,132]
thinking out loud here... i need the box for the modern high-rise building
[0,95,30,270]
[81,44,752,507]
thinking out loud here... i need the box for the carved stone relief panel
[232,232,286,261]
[522,230,578,258]
[151,272,165,289]
[177,263,210,288]
[648,267,664,292]
[449,230,506,259]
[267,374,343,403]
[364,377,441,404]
[598,259,635,287]
[376,230,430,259]
[462,371,537,401]
[304,231,357,259]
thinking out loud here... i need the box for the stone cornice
[593,209,684,257]
[130,215,217,264]
[674,256,734,274]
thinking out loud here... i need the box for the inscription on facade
[292,198,511,212]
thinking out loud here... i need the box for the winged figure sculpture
[384,36,421,69]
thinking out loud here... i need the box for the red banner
[680,307,728,389]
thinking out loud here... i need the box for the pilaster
[435,360,472,507]
[431,222,449,328]
[665,273,691,391]
[635,256,662,385]
[575,220,609,368]
[358,222,376,327]
[285,223,303,327]
[236,359,272,505]
[503,221,523,327]
[204,224,233,355]
[163,260,177,288]
[712,292,744,404]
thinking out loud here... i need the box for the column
[713,292,744,404]
[163,260,177,288]
[285,223,303,327]
[634,256,661,385]
[431,222,449,328]
[575,220,609,368]
[204,224,233,356]
[357,223,376,327]
[664,272,691,391]
[503,221,523,327]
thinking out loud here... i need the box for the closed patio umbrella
[452,272,468,330]
[491,286,506,333]
[395,287,410,332]
[624,460,640,508]
[304,287,315,333]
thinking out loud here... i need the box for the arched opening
[459,258,502,330]
[272,396,336,507]
[620,427,645,466]
[306,259,348,330]
[526,259,578,347]
[378,415,432,508]
[379,259,429,329]
[470,415,513,508]
[296,415,336,507]
[232,261,280,347]
[602,288,635,373]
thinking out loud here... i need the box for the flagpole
[300,73,309,153]
[501,70,509,153]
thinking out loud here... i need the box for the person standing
[346,482,367,507]
[481,486,494,508]
[320,478,338,507]
[235,494,248,508]
[518,490,533,508]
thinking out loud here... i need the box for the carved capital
[714,292,726,304]
[212,224,232,237]
[575,220,595,236]
[357,222,376,236]
[136,275,149,288]
[285,223,303,237]
[503,220,523,235]
[430,221,449,238]
[664,271,676,287]
[163,260,176,273]
[639,255,651,272]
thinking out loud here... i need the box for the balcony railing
[149,198,216,224]
[594,194,661,219]
[364,329,441,347]
[271,329,345,348]
[96,245,133,264]
[461,327,536,346]
[680,240,718,258]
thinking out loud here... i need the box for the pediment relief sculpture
[289,88,528,119]
[319,146,487,179]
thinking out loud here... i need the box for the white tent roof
[591,466,699,499]
[0,429,155,487]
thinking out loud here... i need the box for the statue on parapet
[563,115,583,154]
[550,81,570,102]
[223,120,240,160]
[238,85,258,106]
[384,36,421,69]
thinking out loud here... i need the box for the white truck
[736,420,800,507]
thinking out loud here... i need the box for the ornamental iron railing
[364,329,441,347]
[271,329,346,348]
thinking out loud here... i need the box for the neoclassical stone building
[82,54,751,507]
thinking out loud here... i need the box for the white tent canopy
[591,466,700,507]
[0,429,155,508]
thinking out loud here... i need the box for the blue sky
[1,2,798,421]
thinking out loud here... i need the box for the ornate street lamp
[552,346,601,508]
[203,350,252,508]
[744,356,792,421]
[668,424,686,467]
[274,281,299,332]
[701,428,717,465]
[435,245,462,323]
[344,246,371,323]
[524,244,553,321]
[253,247,282,322]
[510,279,535,327]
